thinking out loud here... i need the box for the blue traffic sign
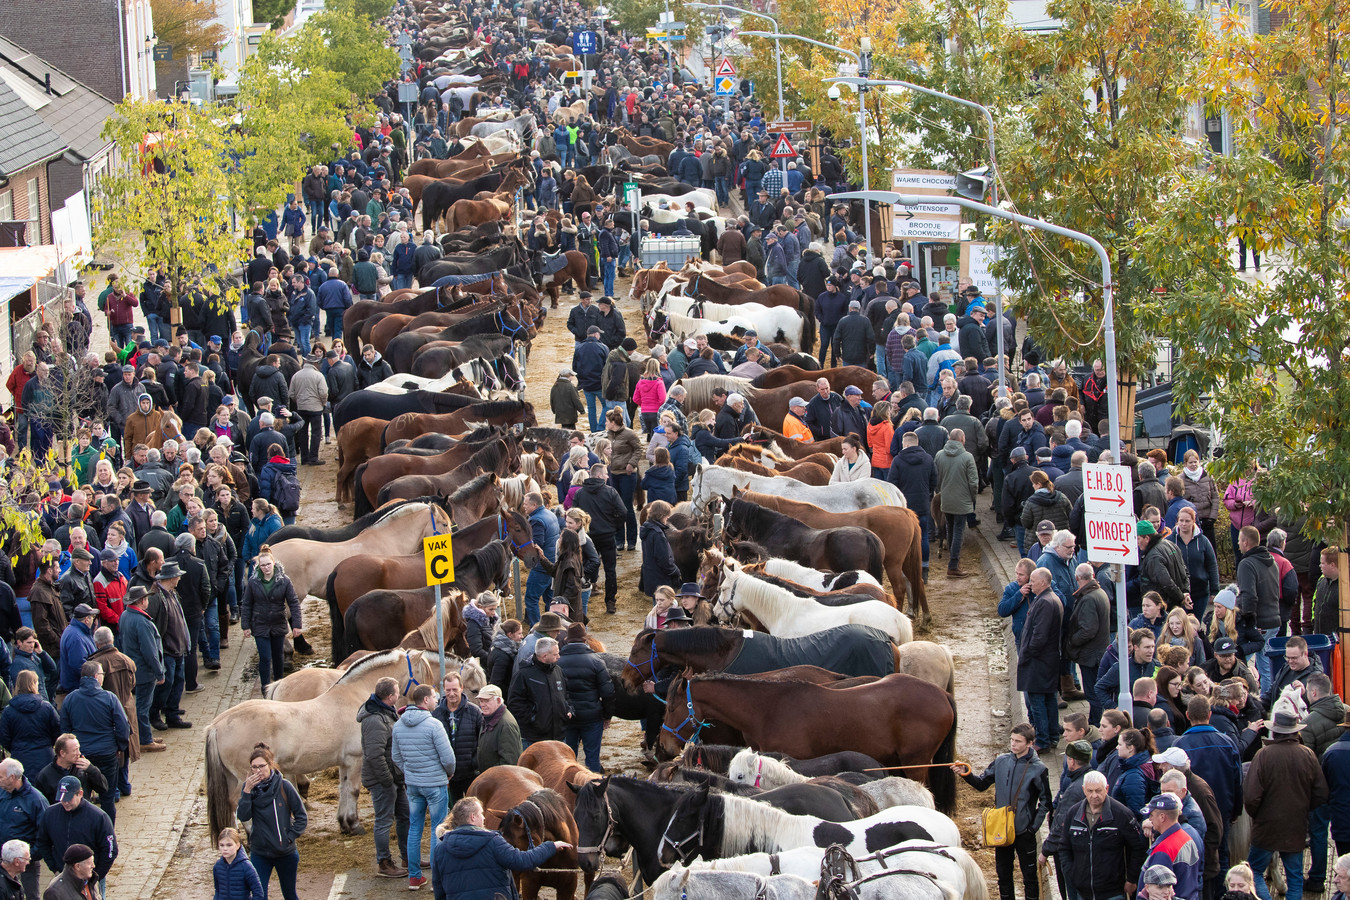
[572,31,599,54]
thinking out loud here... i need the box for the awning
[0,245,61,300]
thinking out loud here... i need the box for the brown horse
[368,298,503,354]
[380,401,537,447]
[723,444,838,473]
[356,432,519,516]
[539,249,590,309]
[376,460,508,516]
[517,741,602,812]
[335,416,389,503]
[712,454,831,485]
[686,274,807,312]
[740,425,852,458]
[446,197,512,232]
[659,672,958,813]
[466,769,587,900]
[752,364,880,394]
[613,127,673,161]
[737,489,930,631]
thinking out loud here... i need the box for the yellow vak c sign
[423,534,455,585]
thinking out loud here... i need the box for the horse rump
[585,874,630,900]
[929,692,958,815]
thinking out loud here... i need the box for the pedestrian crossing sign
[770,133,796,158]
[715,76,735,96]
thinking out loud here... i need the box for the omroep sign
[1082,462,1138,565]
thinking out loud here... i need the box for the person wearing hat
[1203,592,1262,691]
[54,660,127,827]
[1041,770,1146,900]
[515,613,567,668]
[35,778,116,886]
[105,365,143,446]
[550,367,585,430]
[474,683,521,771]
[145,560,191,730]
[744,225,767,282]
[42,841,102,900]
[1241,696,1328,900]
[286,351,328,466]
[57,551,98,650]
[958,723,1052,900]
[507,636,573,749]
[1142,864,1180,900]
[783,396,812,442]
[1136,519,1189,611]
[557,621,615,772]
[56,605,99,696]
[121,393,163,460]
[118,585,164,752]
[1140,793,1203,900]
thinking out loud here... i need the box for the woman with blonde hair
[241,545,302,694]
[644,585,678,629]
[631,357,667,436]
[1163,605,1206,666]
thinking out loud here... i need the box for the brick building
[0,0,157,103]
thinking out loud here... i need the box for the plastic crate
[1264,634,1337,685]
[641,236,701,268]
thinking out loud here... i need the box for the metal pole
[857,87,872,265]
[832,188,1123,706]
[435,583,445,685]
[691,5,785,170]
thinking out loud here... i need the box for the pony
[647,764,878,819]
[727,751,936,810]
[517,740,602,811]
[712,454,831,486]
[623,630,898,691]
[713,566,911,645]
[205,649,438,837]
[689,466,905,514]
[721,498,886,586]
[467,768,587,900]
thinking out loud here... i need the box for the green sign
[623,181,641,212]
[153,43,173,62]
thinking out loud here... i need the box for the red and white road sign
[716,57,737,77]
[1085,512,1139,565]
[769,133,796,158]
[1082,462,1133,515]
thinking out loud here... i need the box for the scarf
[1183,466,1203,482]
[481,704,507,734]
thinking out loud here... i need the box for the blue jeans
[392,274,413,291]
[1257,627,1280,687]
[601,259,616,297]
[1025,691,1060,749]
[252,849,300,900]
[916,512,931,566]
[1250,843,1302,900]
[1015,525,1027,558]
[874,345,889,379]
[145,313,171,344]
[818,324,837,365]
[578,586,592,622]
[200,603,220,662]
[255,634,286,693]
[945,515,968,570]
[564,719,605,772]
[134,678,155,740]
[294,324,311,356]
[307,199,325,228]
[618,245,632,271]
[111,323,134,347]
[768,274,790,286]
[524,568,552,626]
[610,472,639,548]
[714,176,730,206]
[324,309,343,340]
[153,654,185,717]
[232,559,245,612]
[407,783,449,880]
[585,392,603,432]
[601,399,629,426]
[1309,805,1331,885]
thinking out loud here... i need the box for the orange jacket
[868,419,895,471]
[782,412,812,442]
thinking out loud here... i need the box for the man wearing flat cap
[1140,793,1203,900]
[57,606,99,695]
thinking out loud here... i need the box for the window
[0,190,11,221]
[26,179,41,243]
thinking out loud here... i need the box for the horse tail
[326,568,346,666]
[353,462,373,520]
[343,599,366,660]
[206,726,232,842]
[902,514,928,628]
[930,692,958,815]
[797,290,817,357]
[955,847,990,900]
[865,535,886,585]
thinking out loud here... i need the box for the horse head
[696,548,724,600]
[621,629,657,693]
[658,780,713,866]
[571,776,626,871]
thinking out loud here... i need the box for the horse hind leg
[337,753,365,834]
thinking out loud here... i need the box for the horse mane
[678,375,755,411]
[711,793,806,857]
[368,498,440,527]
[728,541,770,564]
[655,626,742,657]
[461,424,501,443]
[467,399,529,417]
[411,590,466,649]
[336,649,406,684]
[661,765,760,796]
[586,874,631,900]
[516,788,572,837]
[448,471,498,504]
[719,569,799,623]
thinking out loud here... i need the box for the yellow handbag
[982,758,1032,848]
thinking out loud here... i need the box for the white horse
[642,189,719,211]
[653,870,816,900]
[691,466,907,513]
[727,750,934,810]
[673,840,984,900]
[758,557,884,591]
[655,295,804,349]
[715,566,912,644]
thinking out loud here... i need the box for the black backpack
[272,468,301,514]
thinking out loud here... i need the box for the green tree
[303,2,400,99]
[253,0,297,28]
[990,0,1206,437]
[93,99,247,314]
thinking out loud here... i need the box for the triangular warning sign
[716,57,737,77]
[769,133,796,158]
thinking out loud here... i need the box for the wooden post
[1339,525,1350,699]
[1116,375,1137,450]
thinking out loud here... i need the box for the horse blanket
[724,625,894,678]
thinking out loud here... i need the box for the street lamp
[688,3,788,172]
[827,74,1007,399]
[832,188,1131,713]
[741,30,873,263]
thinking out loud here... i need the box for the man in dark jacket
[831,387,870,450]
[171,533,211,696]
[572,329,611,433]
[887,433,938,578]
[1235,525,1282,687]
[804,378,841,442]
[34,779,116,882]
[433,672,484,804]
[832,300,872,368]
[249,357,289,411]
[506,638,572,746]
[1138,521,1189,609]
[1134,461,1168,518]
[815,278,850,367]
[593,298,626,350]
[557,623,615,772]
[0,759,46,899]
[565,293,602,344]
[1042,769,1147,900]
[1065,563,1111,725]
[42,843,100,900]
[56,662,127,826]
[1263,635,1322,708]
[1245,704,1329,900]
[1020,568,1064,751]
[1002,447,1038,556]
[960,724,1053,900]
[958,305,991,362]
[359,676,409,878]
[356,345,393,389]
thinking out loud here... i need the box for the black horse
[722,497,885,584]
[332,386,476,431]
[384,306,531,373]
[407,333,513,379]
[421,172,507,231]
[419,241,529,284]
[235,331,301,412]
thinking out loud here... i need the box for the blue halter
[661,679,710,744]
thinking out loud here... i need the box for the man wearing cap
[1042,769,1146,900]
[557,622,614,772]
[783,396,812,442]
[57,553,97,639]
[1139,793,1203,900]
[593,298,626,351]
[1244,698,1328,900]
[1153,748,1224,895]
[1137,520,1189,610]
[35,778,116,888]
[117,586,164,752]
[572,327,610,433]
[732,330,776,369]
[171,533,211,695]
[832,386,870,451]
[57,607,99,696]
[145,561,191,730]
[550,368,585,430]
[566,293,601,346]
[833,299,873,369]
[1051,739,1095,827]
[56,663,127,827]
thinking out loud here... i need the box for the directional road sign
[888,169,963,239]
[1082,463,1134,515]
[716,57,737,77]
[1085,512,1139,565]
[767,121,813,134]
[769,133,796,158]
[715,75,736,96]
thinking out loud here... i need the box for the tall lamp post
[741,31,873,263]
[832,188,1130,712]
[827,75,1007,399]
[688,3,788,174]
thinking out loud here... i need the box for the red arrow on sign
[1085,493,1128,508]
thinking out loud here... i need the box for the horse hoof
[341,822,366,836]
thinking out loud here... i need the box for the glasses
[249,763,271,771]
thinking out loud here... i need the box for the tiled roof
[0,76,68,174]
[0,34,114,163]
